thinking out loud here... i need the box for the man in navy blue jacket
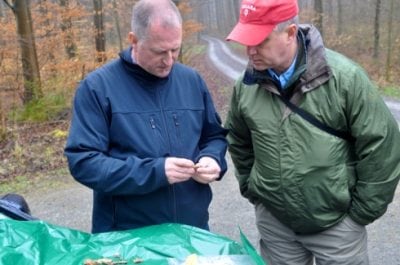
[64,0,228,233]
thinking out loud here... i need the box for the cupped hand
[192,156,221,184]
[165,157,196,184]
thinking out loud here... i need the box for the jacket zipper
[156,87,177,223]
[172,113,182,156]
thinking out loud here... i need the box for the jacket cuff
[348,211,370,226]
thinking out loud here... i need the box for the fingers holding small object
[165,157,196,184]
[192,167,219,184]
[192,164,201,169]
[165,157,220,184]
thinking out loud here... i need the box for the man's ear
[128,32,138,46]
[286,24,298,41]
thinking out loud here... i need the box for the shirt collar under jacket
[243,29,308,90]
[267,55,298,90]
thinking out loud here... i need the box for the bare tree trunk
[336,0,343,35]
[189,1,203,41]
[230,0,240,28]
[373,0,381,59]
[385,0,394,81]
[171,0,184,62]
[209,1,218,33]
[195,1,208,33]
[0,98,5,141]
[111,0,123,52]
[314,0,323,37]
[0,1,4,18]
[325,1,333,19]
[224,0,235,34]
[3,0,42,104]
[215,0,225,34]
[59,0,77,59]
[234,0,240,12]
[93,0,106,63]
[39,0,58,76]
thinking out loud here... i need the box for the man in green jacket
[225,0,400,264]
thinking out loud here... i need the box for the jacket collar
[298,25,332,93]
[119,48,170,85]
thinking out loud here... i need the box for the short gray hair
[274,15,299,32]
[131,0,182,41]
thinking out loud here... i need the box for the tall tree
[234,0,240,11]
[174,0,203,62]
[93,0,106,63]
[193,1,208,31]
[230,0,240,28]
[0,1,4,17]
[336,0,343,35]
[385,0,394,81]
[60,0,77,58]
[314,0,323,37]
[2,0,42,104]
[111,0,123,51]
[38,0,57,73]
[373,0,381,59]
[215,0,225,34]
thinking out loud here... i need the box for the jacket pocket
[148,114,165,156]
[165,110,202,158]
[171,112,183,156]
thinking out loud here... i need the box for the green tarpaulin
[0,214,265,265]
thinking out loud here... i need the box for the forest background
[0,0,399,191]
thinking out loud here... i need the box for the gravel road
[22,36,400,265]
[25,155,400,265]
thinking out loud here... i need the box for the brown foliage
[0,0,202,115]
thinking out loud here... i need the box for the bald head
[131,0,182,41]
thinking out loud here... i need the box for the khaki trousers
[255,203,369,265]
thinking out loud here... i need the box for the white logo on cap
[242,4,256,12]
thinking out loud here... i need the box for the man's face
[246,28,294,73]
[131,23,182,78]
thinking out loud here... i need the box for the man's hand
[192,156,221,184]
[165,157,196,184]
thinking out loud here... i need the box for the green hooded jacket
[225,25,400,234]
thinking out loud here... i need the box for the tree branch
[2,0,15,12]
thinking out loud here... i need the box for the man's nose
[162,51,174,65]
[247,46,257,56]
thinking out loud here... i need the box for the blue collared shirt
[268,56,297,90]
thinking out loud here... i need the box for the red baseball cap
[226,0,299,46]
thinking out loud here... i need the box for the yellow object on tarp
[0,214,265,265]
